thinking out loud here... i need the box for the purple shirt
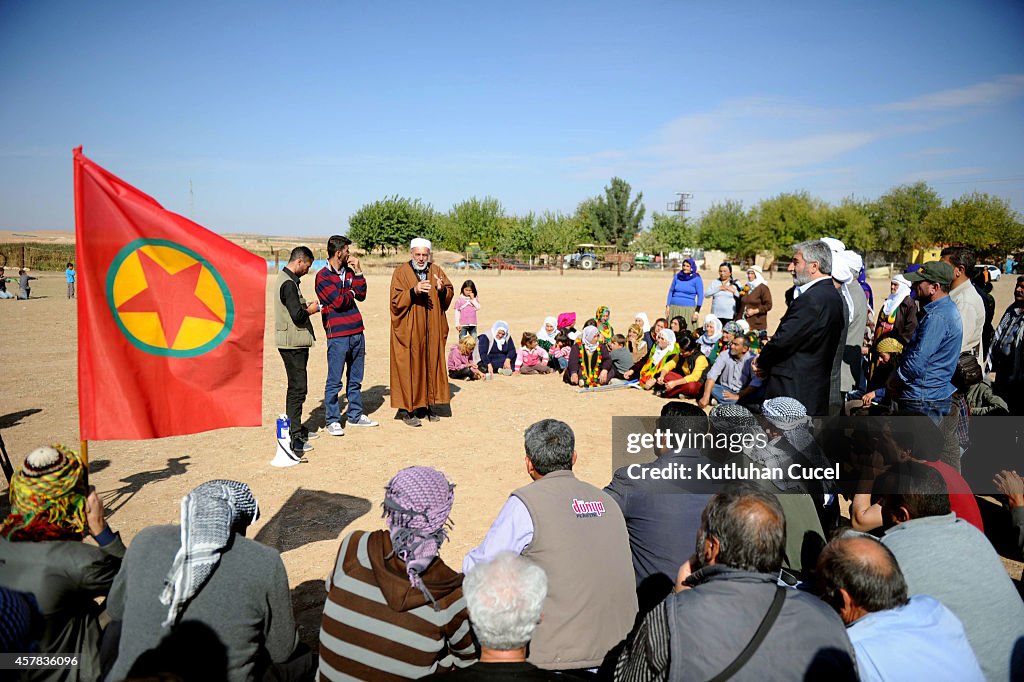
[462,496,534,574]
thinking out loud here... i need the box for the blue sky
[1,1,1022,235]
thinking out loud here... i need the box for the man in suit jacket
[755,240,845,416]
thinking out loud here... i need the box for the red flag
[74,147,265,440]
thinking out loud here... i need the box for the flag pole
[74,149,89,484]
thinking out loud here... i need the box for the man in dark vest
[755,239,845,416]
[463,419,637,674]
[274,246,320,458]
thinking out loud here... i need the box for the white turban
[410,238,432,251]
[843,251,864,275]
[823,238,852,283]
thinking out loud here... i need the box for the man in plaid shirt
[316,235,378,435]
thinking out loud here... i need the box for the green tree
[534,211,588,257]
[495,213,538,256]
[631,229,668,256]
[347,195,437,255]
[649,211,695,252]
[748,192,827,257]
[697,200,751,256]
[447,197,506,251]
[822,198,876,254]
[871,182,942,254]
[573,196,602,243]
[588,177,645,249]
[922,192,1024,259]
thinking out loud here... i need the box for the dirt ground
[2,266,1019,644]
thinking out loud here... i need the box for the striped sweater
[315,264,367,339]
[319,529,477,681]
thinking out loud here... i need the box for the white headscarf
[745,265,767,291]
[634,312,651,333]
[882,274,912,317]
[410,237,432,251]
[698,316,723,356]
[490,321,511,351]
[537,316,558,344]
[581,325,601,353]
[650,328,676,366]
[822,237,854,322]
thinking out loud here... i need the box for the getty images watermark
[611,414,1021,495]
[621,421,837,484]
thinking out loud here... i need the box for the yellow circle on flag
[106,239,234,357]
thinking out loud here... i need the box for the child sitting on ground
[447,336,484,381]
[607,334,636,381]
[548,332,572,371]
[515,332,553,375]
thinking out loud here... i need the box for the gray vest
[512,469,638,670]
[274,270,315,349]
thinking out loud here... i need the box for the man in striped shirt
[316,234,378,435]
[318,466,476,680]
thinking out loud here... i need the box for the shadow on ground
[98,456,192,519]
[0,408,43,430]
[291,579,328,650]
[306,384,390,431]
[256,489,372,650]
[255,488,372,555]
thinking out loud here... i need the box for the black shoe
[396,409,421,427]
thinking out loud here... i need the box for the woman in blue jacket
[665,258,704,332]
[477,320,517,377]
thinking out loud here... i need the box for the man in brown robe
[390,238,455,427]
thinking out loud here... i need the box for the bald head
[818,534,908,623]
[696,484,786,574]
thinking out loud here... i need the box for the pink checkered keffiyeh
[382,466,455,607]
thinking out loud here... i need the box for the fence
[0,243,77,271]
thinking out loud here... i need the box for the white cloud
[881,74,1024,112]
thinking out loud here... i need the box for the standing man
[317,235,376,435]
[275,246,320,457]
[389,238,454,427]
[883,261,962,421]
[940,246,985,357]
[65,262,76,299]
[754,240,845,416]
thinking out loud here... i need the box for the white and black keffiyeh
[708,403,759,435]
[160,480,260,627]
[760,397,835,491]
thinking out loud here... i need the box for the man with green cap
[876,261,962,423]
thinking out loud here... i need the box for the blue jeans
[897,398,951,425]
[325,333,365,425]
[711,383,737,404]
[712,382,766,406]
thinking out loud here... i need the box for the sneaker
[326,422,345,437]
[303,431,319,441]
[298,441,315,452]
[291,441,314,454]
[348,415,379,428]
[426,409,440,423]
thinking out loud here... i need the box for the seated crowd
[4,411,1023,681]
[5,241,1023,681]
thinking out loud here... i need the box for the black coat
[758,278,845,416]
